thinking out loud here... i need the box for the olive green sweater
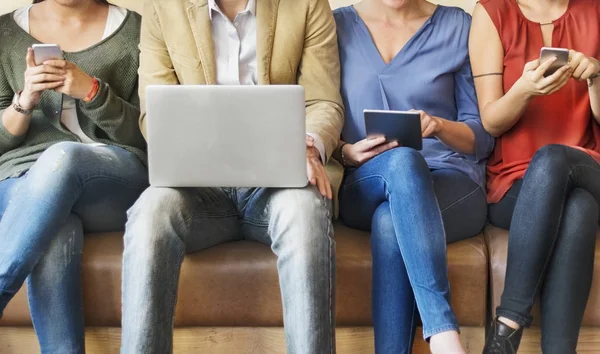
[0,10,146,181]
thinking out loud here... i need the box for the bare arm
[568,52,600,124]
[432,118,476,155]
[469,3,572,137]
[469,3,529,137]
[2,104,32,137]
[590,78,600,124]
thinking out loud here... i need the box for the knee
[268,186,333,252]
[370,203,399,254]
[124,187,188,250]
[564,189,599,233]
[383,147,428,182]
[28,142,90,185]
[36,142,88,172]
[528,144,571,177]
[386,147,427,171]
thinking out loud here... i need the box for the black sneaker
[482,318,523,354]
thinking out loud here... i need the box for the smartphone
[364,109,422,150]
[32,44,63,66]
[540,47,569,77]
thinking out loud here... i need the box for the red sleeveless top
[481,0,600,203]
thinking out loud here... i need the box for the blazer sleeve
[138,0,179,140]
[298,0,344,162]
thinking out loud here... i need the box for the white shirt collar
[208,0,256,20]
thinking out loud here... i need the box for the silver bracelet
[12,91,33,115]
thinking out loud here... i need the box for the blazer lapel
[256,0,280,84]
[186,0,217,84]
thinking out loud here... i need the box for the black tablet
[364,110,423,150]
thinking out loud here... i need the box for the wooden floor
[0,327,483,353]
[1,326,599,353]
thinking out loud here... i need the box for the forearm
[435,119,475,155]
[2,106,31,137]
[80,82,144,148]
[481,83,532,137]
[589,78,600,124]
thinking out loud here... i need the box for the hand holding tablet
[364,109,423,150]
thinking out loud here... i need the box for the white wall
[1,0,476,16]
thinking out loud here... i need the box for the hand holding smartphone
[540,47,569,77]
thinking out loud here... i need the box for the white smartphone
[540,47,569,77]
[32,44,62,66]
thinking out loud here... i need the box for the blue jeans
[339,148,487,354]
[0,142,148,354]
[121,185,335,354]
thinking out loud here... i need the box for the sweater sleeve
[0,63,26,155]
[78,78,146,149]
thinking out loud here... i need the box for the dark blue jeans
[0,142,147,354]
[489,144,600,354]
[339,147,487,354]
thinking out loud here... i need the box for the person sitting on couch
[333,0,494,353]
[119,0,343,353]
[0,0,147,352]
[470,0,600,352]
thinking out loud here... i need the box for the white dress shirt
[209,0,326,161]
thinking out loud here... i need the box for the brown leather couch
[0,223,489,353]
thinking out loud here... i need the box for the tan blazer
[138,0,345,212]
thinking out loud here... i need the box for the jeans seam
[342,174,388,191]
[407,300,417,350]
[185,211,238,223]
[440,186,481,213]
[241,219,269,228]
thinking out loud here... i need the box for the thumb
[26,48,36,68]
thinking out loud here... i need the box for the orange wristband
[83,77,99,103]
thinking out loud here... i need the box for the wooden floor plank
[0,326,485,353]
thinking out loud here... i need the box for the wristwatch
[12,91,34,115]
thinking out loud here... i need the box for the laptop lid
[146,85,308,188]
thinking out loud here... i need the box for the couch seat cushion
[1,223,488,327]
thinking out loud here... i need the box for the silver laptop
[146,85,308,188]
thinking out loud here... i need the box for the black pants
[489,144,600,354]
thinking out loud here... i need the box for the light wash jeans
[0,142,148,354]
[121,185,336,354]
[339,148,487,354]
